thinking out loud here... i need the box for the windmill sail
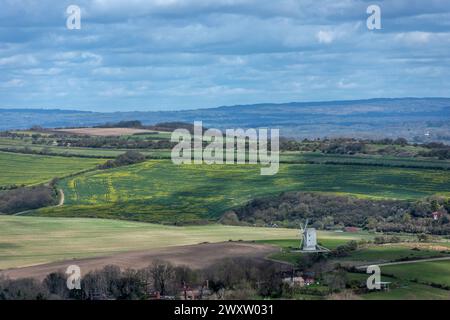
[295,219,330,253]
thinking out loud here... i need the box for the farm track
[0,242,281,280]
[57,189,64,206]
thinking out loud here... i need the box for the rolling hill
[1,98,449,143]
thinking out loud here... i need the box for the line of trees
[280,137,450,159]
[98,151,147,169]
[0,258,287,300]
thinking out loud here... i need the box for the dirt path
[57,189,64,206]
[0,242,281,280]
[356,256,450,270]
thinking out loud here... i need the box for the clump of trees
[418,142,450,160]
[0,276,49,300]
[95,120,143,128]
[98,151,146,169]
[53,136,175,149]
[331,241,358,258]
[229,192,450,234]
[280,137,450,159]
[0,185,57,214]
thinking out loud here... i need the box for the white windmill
[296,219,330,253]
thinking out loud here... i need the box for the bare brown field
[52,127,156,136]
[0,242,279,280]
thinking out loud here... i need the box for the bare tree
[150,261,175,296]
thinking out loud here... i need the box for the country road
[356,256,450,270]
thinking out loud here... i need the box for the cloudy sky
[0,0,449,111]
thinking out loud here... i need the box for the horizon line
[0,96,449,114]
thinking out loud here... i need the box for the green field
[382,260,450,287]
[0,215,298,270]
[33,159,450,223]
[258,233,374,256]
[256,236,445,265]
[362,282,450,300]
[281,152,450,170]
[257,233,375,264]
[347,259,450,300]
[0,151,103,186]
[0,137,172,159]
[346,273,450,300]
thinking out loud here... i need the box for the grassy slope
[346,246,448,262]
[347,273,450,300]
[0,151,103,186]
[362,283,450,300]
[257,236,448,265]
[257,234,371,264]
[347,259,450,300]
[34,159,450,223]
[382,260,450,287]
[0,215,298,270]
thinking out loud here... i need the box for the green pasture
[346,273,450,300]
[362,282,450,300]
[382,260,450,287]
[0,151,103,186]
[342,245,450,263]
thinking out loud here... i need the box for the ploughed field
[33,158,450,223]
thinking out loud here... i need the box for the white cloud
[22,68,62,76]
[53,51,103,67]
[316,30,335,44]
[1,78,25,87]
[218,56,246,66]
[337,79,357,89]
[395,32,432,44]
[0,54,38,67]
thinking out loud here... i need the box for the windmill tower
[297,219,330,253]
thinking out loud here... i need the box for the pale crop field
[0,216,299,270]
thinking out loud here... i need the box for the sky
[0,0,449,112]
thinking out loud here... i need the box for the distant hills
[1,98,449,143]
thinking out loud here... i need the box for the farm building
[282,276,305,287]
